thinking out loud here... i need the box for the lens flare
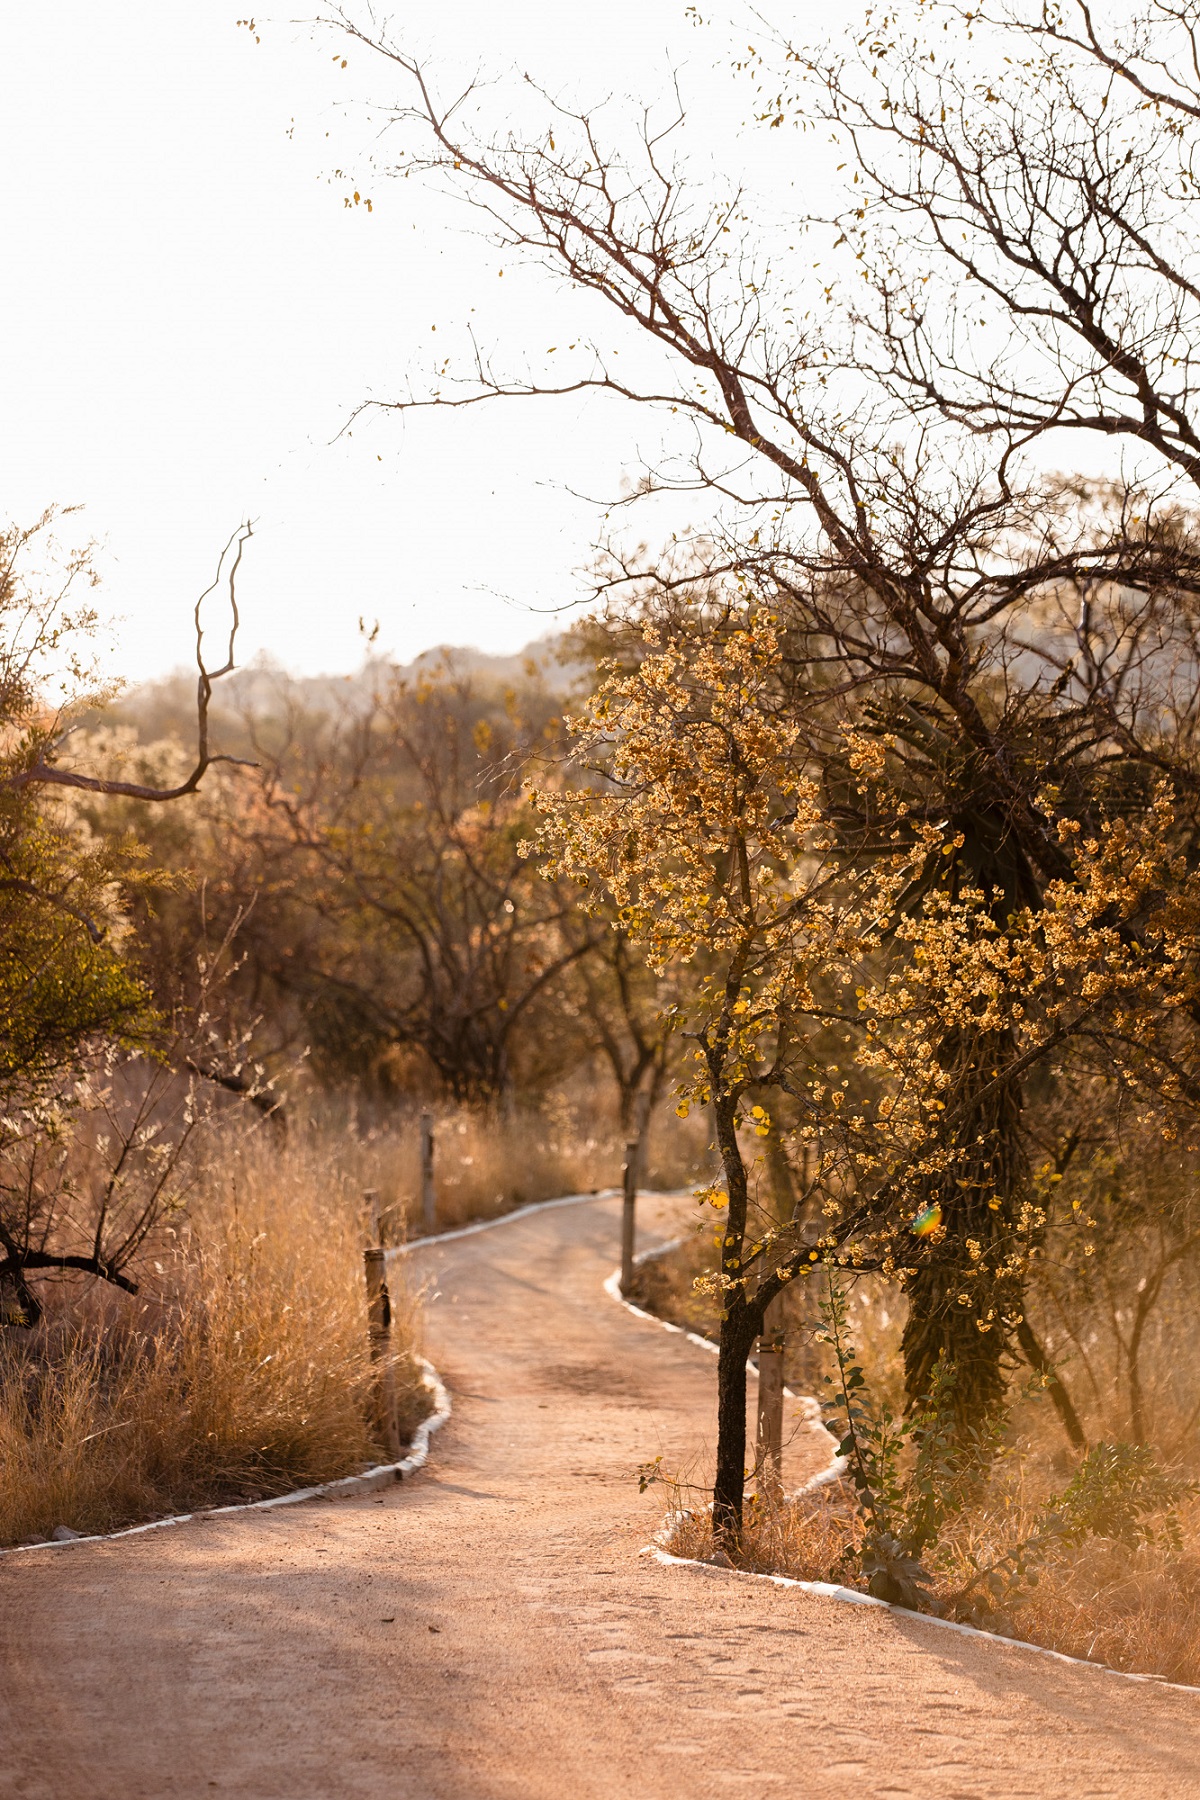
[910,1202,942,1238]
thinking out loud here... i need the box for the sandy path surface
[2,1192,1199,1800]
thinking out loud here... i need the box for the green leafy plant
[949,1443,1198,1627]
[817,1271,1007,1608]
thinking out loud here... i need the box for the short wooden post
[756,1291,786,1503]
[420,1112,436,1235]
[363,1245,401,1461]
[364,1187,382,1246]
[619,1138,639,1296]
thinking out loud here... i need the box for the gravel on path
[1,1192,1197,1800]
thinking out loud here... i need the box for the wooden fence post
[620,1138,639,1296]
[363,1244,401,1461]
[364,1187,381,1246]
[756,1291,785,1503]
[420,1112,436,1235]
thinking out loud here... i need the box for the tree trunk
[754,1115,794,1498]
[714,1299,759,1541]
[902,1261,1010,1430]
[756,1291,786,1502]
[711,1091,760,1543]
[901,1024,1026,1437]
[1015,1316,1086,1450]
[763,1126,797,1217]
[1126,1269,1164,1446]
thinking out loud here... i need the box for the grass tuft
[0,1123,427,1547]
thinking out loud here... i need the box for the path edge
[643,1542,1200,1698]
[604,1237,1200,1701]
[0,1185,625,1560]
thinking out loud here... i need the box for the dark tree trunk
[901,1024,1026,1437]
[713,1299,759,1539]
[710,1090,763,1543]
[902,1260,1010,1431]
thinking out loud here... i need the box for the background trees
[103,649,602,1104]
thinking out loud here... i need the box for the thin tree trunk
[1127,1263,1166,1446]
[755,1116,794,1496]
[711,1092,759,1542]
[1015,1317,1086,1450]
[714,1301,758,1539]
[756,1290,786,1501]
[763,1126,796,1217]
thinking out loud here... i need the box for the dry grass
[322,1084,714,1242]
[668,1485,863,1585]
[0,1084,710,1549]
[641,1229,1200,1688]
[1001,1515,1200,1684]
[0,1123,428,1547]
[665,1484,1200,1684]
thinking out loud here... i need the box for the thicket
[0,519,442,1543]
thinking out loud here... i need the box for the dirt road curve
[2,1193,1198,1800]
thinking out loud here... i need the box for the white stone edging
[606,1233,1200,1699]
[0,1356,450,1559]
[1,1186,626,1559]
[603,1255,848,1496]
[15,1187,1197,1699]
[644,1542,1200,1697]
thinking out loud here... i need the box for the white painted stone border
[12,1184,1197,1698]
[607,1228,1200,1699]
[645,1542,1200,1698]
[0,1356,450,1559]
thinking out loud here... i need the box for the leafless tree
[0,928,261,1327]
[4,513,254,806]
[236,658,596,1103]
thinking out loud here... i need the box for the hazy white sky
[1,2,840,685]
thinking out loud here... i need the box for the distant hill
[97,633,581,748]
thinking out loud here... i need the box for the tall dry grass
[0,1122,427,1547]
[0,1083,710,1548]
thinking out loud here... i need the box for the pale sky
[1,2,840,686]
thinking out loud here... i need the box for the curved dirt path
[2,1193,1199,1800]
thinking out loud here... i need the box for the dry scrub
[667,1480,1200,1687]
[643,1228,1200,1686]
[0,1122,427,1547]
[0,1087,709,1548]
